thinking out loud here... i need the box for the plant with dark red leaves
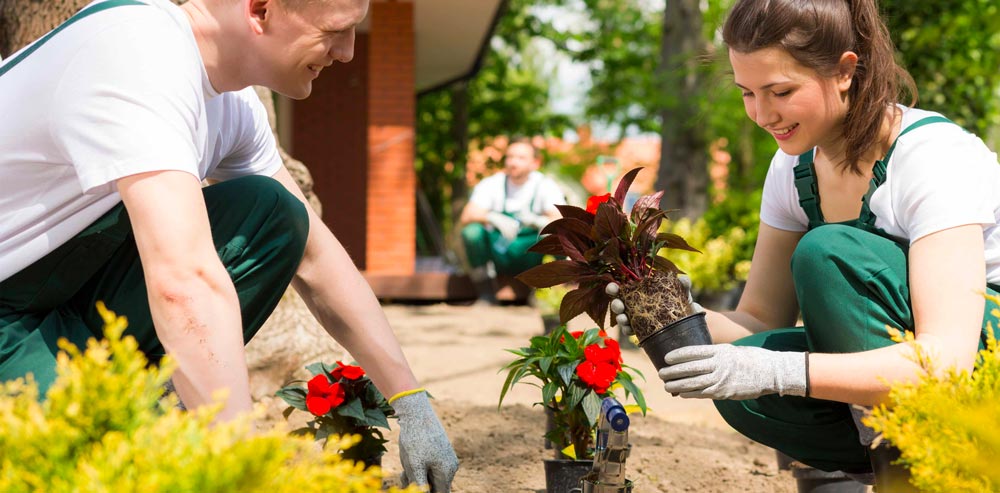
[515,167,701,341]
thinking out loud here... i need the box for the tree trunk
[0,0,320,212]
[657,0,709,219]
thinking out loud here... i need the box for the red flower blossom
[586,193,612,214]
[576,358,618,394]
[330,360,365,380]
[585,339,622,371]
[305,374,345,416]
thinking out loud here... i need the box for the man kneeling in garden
[458,138,565,304]
[0,0,457,489]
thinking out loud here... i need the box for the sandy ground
[251,301,797,492]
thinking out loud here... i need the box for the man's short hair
[507,137,539,159]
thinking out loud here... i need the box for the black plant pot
[543,459,592,493]
[638,312,712,371]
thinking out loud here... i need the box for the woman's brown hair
[722,0,918,174]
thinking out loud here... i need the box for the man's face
[503,142,539,182]
[259,0,369,99]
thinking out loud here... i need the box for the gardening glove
[515,211,551,231]
[658,344,808,400]
[606,275,703,336]
[486,211,521,241]
[393,390,459,492]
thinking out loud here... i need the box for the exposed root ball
[619,270,689,341]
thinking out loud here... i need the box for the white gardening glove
[393,391,460,492]
[515,211,551,230]
[486,211,521,241]
[658,344,808,400]
[605,274,703,336]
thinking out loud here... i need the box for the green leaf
[336,398,366,423]
[275,387,308,411]
[566,381,586,410]
[618,376,647,415]
[558,363,576,387]
[542,380,559,406]
[364,407,391,429]
[305,362,329,376]
[582,391,603,427]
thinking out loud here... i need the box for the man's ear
[246,0,271,35]
[837,51,859,93]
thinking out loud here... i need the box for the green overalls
[0,1,309,397]
[461,178,545,276]
[714,116,1000,473]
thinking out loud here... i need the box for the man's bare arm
[269,166,419,398]
[118,170,251,420]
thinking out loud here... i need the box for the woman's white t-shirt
[760,107,1000,284]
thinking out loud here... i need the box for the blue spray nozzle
[600,397,629,432]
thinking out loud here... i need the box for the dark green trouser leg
[460,223,543,276]
[714,224,1000,473]
[0,175,309,396]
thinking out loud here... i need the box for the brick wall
[366,0,415,274]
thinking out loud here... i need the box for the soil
[249,299,798,492]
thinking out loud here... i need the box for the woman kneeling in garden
[613,0,1000,487]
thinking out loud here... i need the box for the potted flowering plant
[499,325,646,492]
[276,361,394,468]
[515,167,711,370]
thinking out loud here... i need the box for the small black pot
[638,312,712,371]
[543,459,592,493]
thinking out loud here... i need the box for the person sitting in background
[458,138,565,304]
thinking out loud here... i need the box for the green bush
[661,216,752,294]
[0,302,414,493]
[864,293,1000,492]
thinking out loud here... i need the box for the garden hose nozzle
[578,397,634,493]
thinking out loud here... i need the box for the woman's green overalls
[714,116,1000,473]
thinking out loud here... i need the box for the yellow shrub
[864,294,1000,492]
[661,217,750,293]
[0,302,416,493]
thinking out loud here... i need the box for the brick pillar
[366,0,415,275]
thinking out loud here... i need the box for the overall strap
[858,115,955,227]
[0,0,145,78]
[793,150,825,229]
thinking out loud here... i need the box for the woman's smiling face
[730,46,854,157]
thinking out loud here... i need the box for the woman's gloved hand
[659,344,808,400]
[605,274,703,336]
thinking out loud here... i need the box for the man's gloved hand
[393,391,460,492]
[605,274,703,336]
[658,344,808,400]
[516,211,551,231]
[486,211,521,241]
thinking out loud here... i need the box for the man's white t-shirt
[0,0,283,282]
[469,171,565,217]
[760,106,1000,284]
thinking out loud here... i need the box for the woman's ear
[837,51,859,93]
[246,0,271,35]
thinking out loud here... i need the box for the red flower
[585,339,622,371]
[586,193,612,214]
[305,374,345,416]
[560,329,608,343]
[330,360,365,380]
[576,358,618,394]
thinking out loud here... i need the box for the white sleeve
[50,12,203,194]
[537,177,566,214]
[469,175,498,211]
[207,88,283,181]
[890,127,1000,243]
[759,152,809,232]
